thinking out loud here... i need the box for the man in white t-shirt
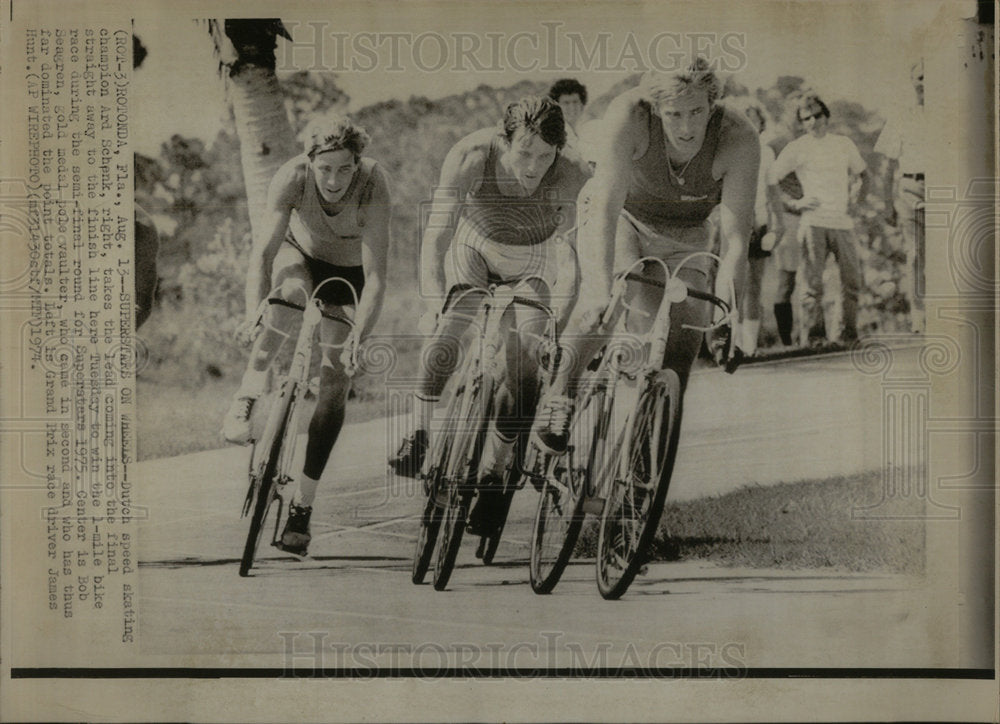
[768,93,867,346]
[875,60,925,333]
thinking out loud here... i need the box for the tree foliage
[138,73,911,388]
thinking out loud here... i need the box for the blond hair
[639,56,721,111]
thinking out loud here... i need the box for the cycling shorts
[275,236,365,306]
[443,219,560,292]
[613,208,715,276]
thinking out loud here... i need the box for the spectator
[767,92,868,347]
[875,59,925,333]
[548,78,588,149]
[740,103,777,355]
[770,102,807,348]
[771,169,804,347]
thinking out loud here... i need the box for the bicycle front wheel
[596,369,683,599]
[412,490,444,584]
[432,482,473,591]
[240,381,297,577]
[432,380,489,591]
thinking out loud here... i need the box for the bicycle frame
[239,277,358,573]
[427,277,558,485]
[528,251,740,594]
[255,276,359,386]
[420,276,559,588]
[579,252,736,507]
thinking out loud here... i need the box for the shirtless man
[533,58,760,452]
[223,116,391,556]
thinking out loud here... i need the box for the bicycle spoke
[597,370,683,599]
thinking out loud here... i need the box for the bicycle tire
[432,380,489,591]
[412,491,444,584]
[479,484,516,566]
[411,362,469,584]
[432,483,473,590]
[239,382,297,577]
[596,368,683,599]
[528,461,586,593]
[527,378,604,594]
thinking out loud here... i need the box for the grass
[136,374,393,461]
[575,471,926,574]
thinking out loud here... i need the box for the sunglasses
[800,111,824,122]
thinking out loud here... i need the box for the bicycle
[526,251,740,598]
[411,279,559,590]
[239,278,358,577]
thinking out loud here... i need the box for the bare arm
[766,145,797,239]
[419,133,486,311]
[573,98,638,318]
[716,119,760,312]
[548,160,591,329]
[850,169,869,210]
[354,168,392,342]
[874,120,901,223]
[847,141,868,209]
[244,161,300,325]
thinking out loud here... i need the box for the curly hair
[796,92,830,121]
[548,78,588,106]
[639,56,722,111]
[500,96,567,150]
[303,114,371,160]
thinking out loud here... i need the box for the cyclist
[533,57,760,453]
[389,96,590,533]
[223,115,391,556]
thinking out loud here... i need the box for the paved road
[135,346,956,669]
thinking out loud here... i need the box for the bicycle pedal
[582,497,605,515]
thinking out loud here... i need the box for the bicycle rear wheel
[529,458,586,594]
[528,380,604,594]
[240,381,297,577]
[596,369,682,599]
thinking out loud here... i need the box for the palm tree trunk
[227,64,297,236]
[208,19,297,241]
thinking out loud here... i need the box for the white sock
[479,426,516,478]
[296,473,321,508]
[239,365,269,399]
[414,394,438,434]
[742,318,761,356]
